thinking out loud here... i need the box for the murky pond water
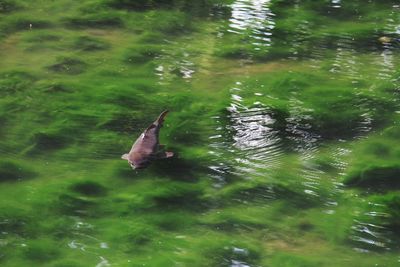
[1,0,400,266]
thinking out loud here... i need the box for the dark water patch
[73,36,110,51]
[150,155,207,182]
[69,181,107,197]
[146,10,193,35]
[169,123,205,146]
[215,44,254,60]
[309,94,396,141]
[62,12,123,29]
[344,165,400,191]
[85,135,127,160]
[47,57,87,75]
[99,86,163,110]
[151,212,196,231]
[23,32,61,43]
[106,0,167,11]
[375,194,400,235]
[114,163,138,179]
[98,113,145,133]
[344,126,400,191]
[186,1,232,19]
[0,71,36,95]
[0,16,52,35]
[119,226,156,253]
[56,194,99,217]
[0,213,34,237]
[0,115,7,137]
[310,154,338,174]
[0,0,20,13]
[39,82,74,93]
[77,0,109,14]
[0,160,36,182]
[107,0,232,17]
[124,45,163,64]
[311,105,365,140]
[297,220,315,232]
[28,131,72,153]
[22,239,61,263]
[151,186,210,212]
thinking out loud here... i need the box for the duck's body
[122,110,173,169]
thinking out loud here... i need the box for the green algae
[0,71,36,95]
[0,0,20,13]
[62,12,124,29]
[0,0,400,266]
[22,238,61,262]
[344,126,400,190]
[123,45,163,64]
[69,181,107,197]
[73,36,111,51]
[0,160,36,182]
[215,0,400,61]
[47,57,88,75]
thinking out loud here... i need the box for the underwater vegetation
[0,0,400,266]
[0,160,36,182]
[344,126,400,190]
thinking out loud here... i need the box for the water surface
[0,0,400,266]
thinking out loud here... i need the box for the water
[1,0,400,266]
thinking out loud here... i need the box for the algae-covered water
[1,0,400,266]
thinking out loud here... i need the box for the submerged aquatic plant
[0,0,399,266]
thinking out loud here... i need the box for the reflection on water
[331,0,342,9]
[155,42,196,84]
[208,1,400,254]
[228,0,275,50]
[66,217,111,265]
[329,34,358,78]
[208,81,284,186]
[377,6,399,81]
[95,257,110,267]
[350,201,396,252]
[286,96,319,154]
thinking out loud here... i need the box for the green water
[1,0,400,266]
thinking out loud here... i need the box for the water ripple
[350,201,397,252]
[208,81,285,186]
[228,0,275,50]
